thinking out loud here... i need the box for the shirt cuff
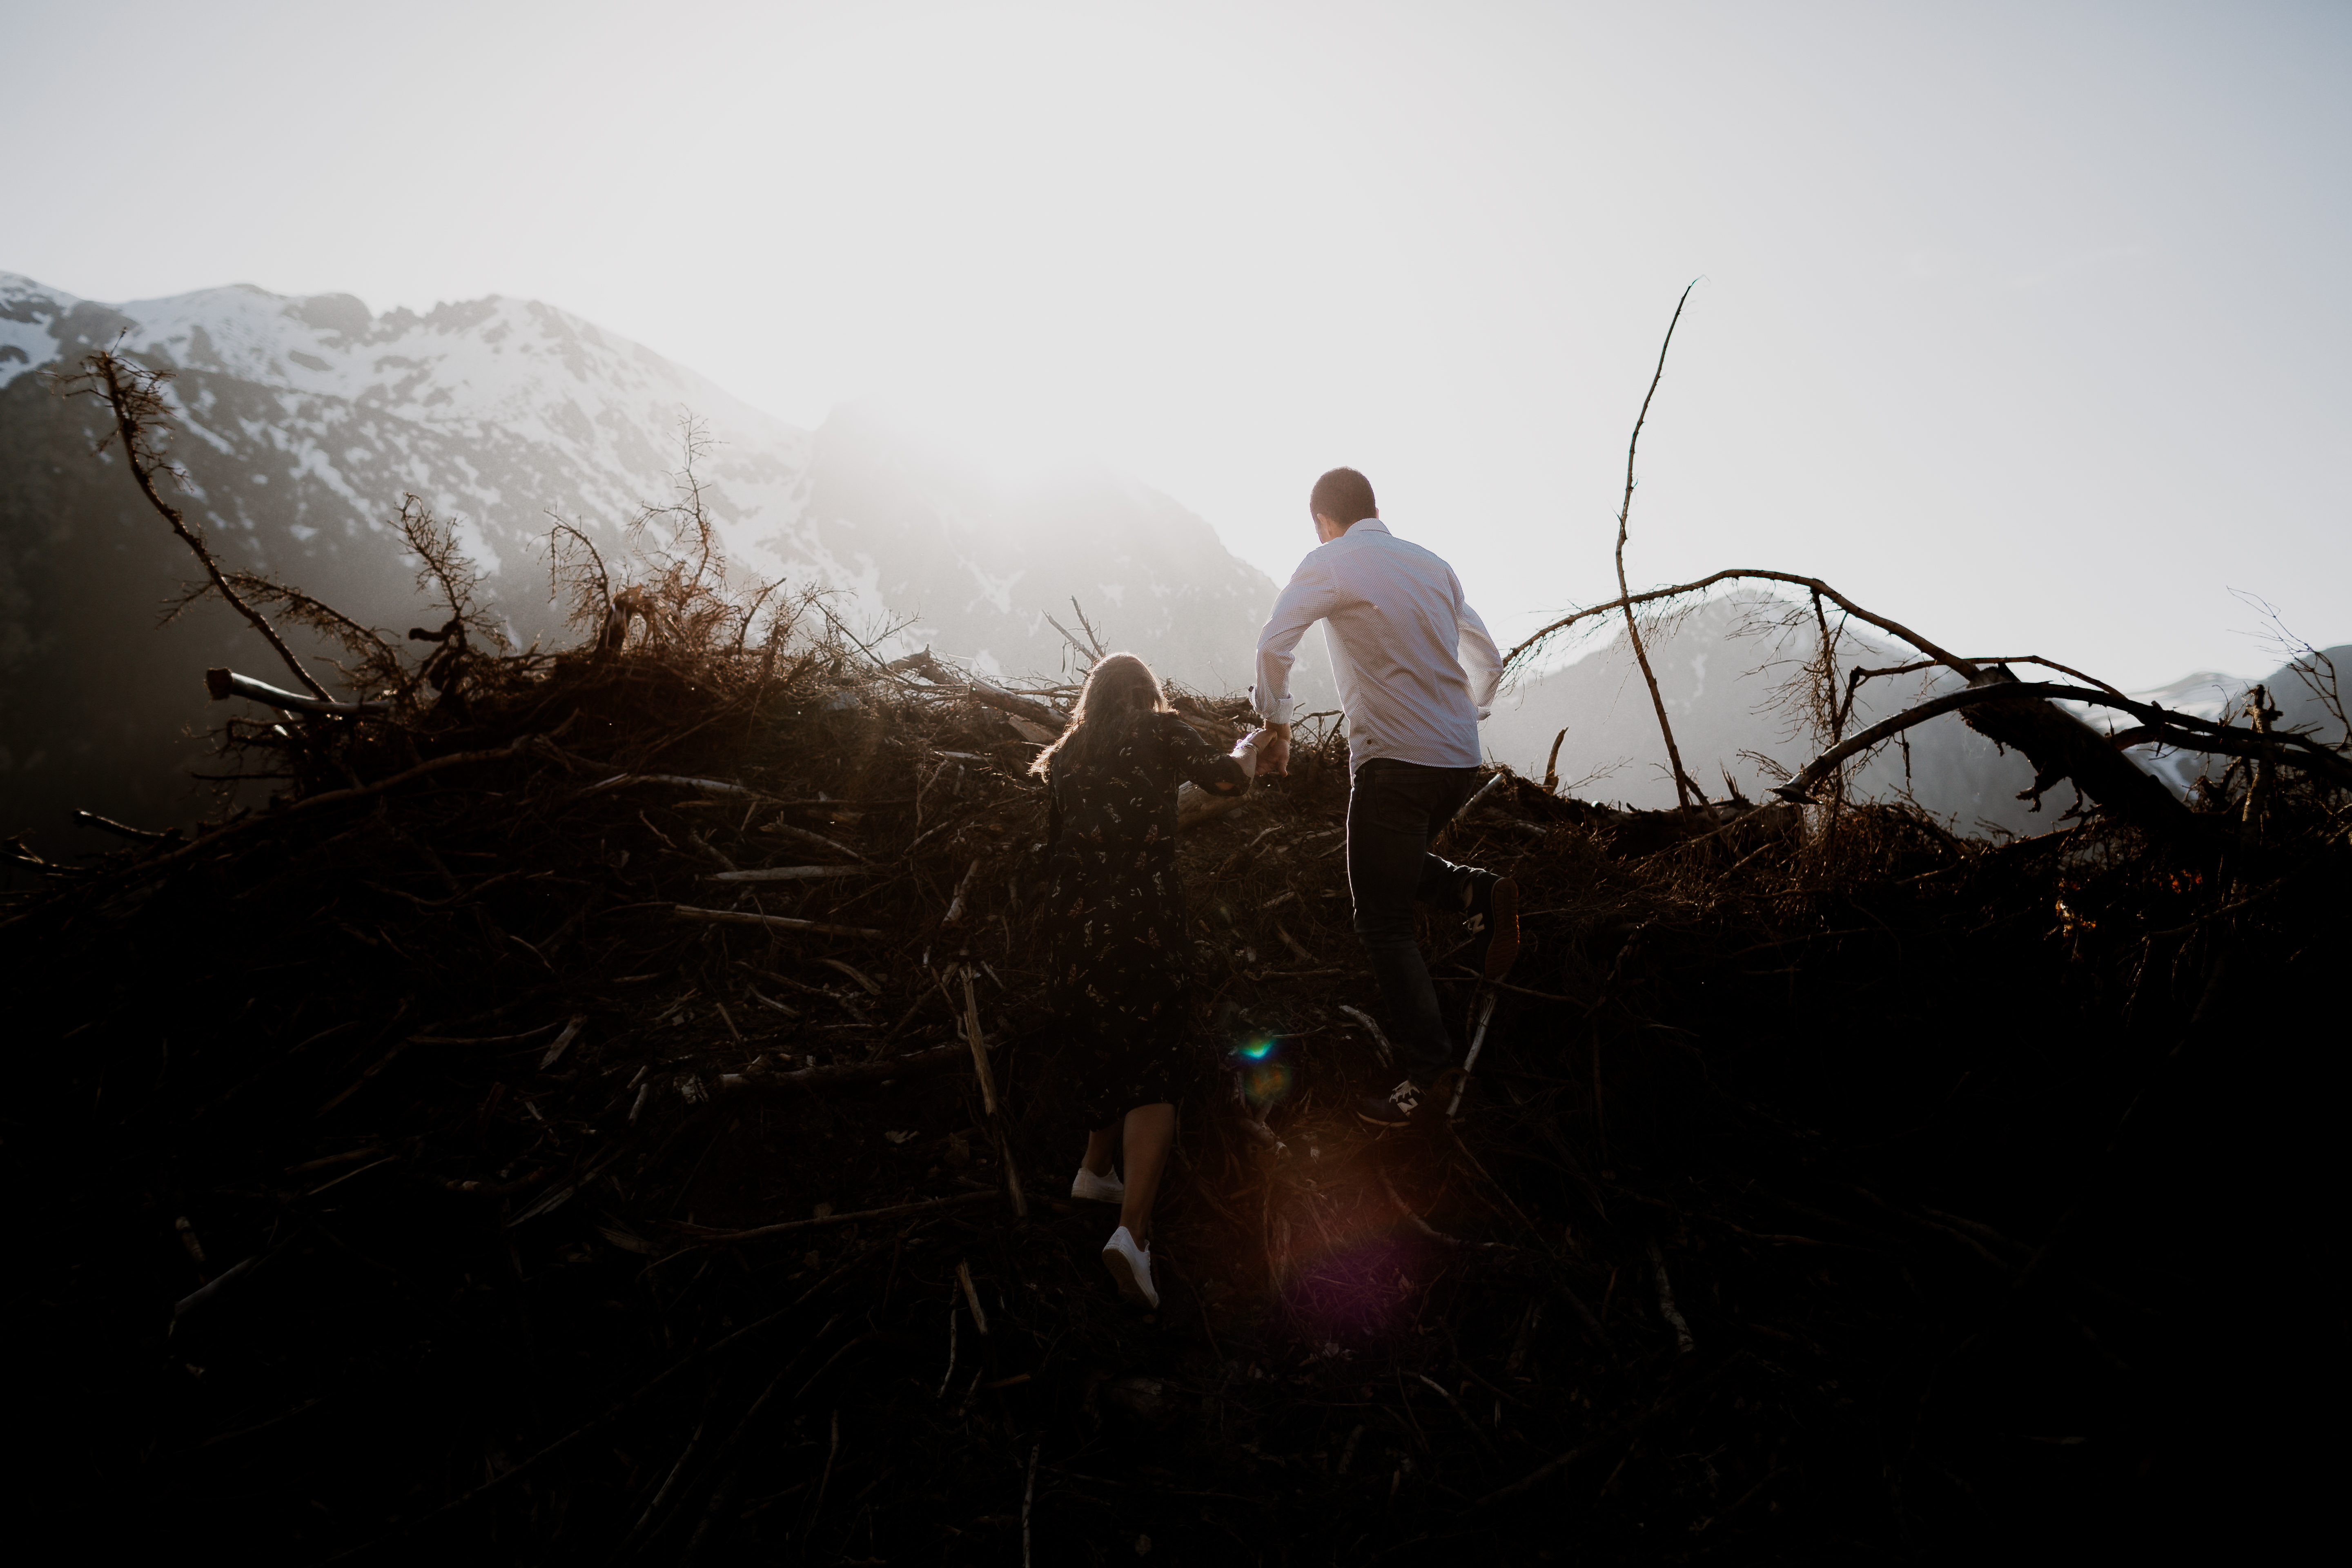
[1251,685,1292,725]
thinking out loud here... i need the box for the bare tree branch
[56,348,332,700]
[1506,567,1980,681]
[1775,681,2352,806]
[1612,283,1704,812]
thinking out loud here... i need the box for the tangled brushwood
[7,351,2343,1564]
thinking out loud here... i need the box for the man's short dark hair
[1310,468,1377,527]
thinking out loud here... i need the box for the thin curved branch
[1505,568,1981,684]
[1614,284,1703,811]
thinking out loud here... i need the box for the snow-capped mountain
[1481,594,2346,835]
[0,274,806,595]
[0,271,1311,848]
[0,270,1279,676]
[1480,594,2080,834]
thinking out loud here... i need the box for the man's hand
[1258,723,1292,777]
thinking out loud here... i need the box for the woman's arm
[1161,713,1254,796]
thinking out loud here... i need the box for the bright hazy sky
[4,0,2345,687]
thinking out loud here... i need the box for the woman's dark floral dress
[1045,711,1249,1127]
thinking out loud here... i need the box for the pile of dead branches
[4,349,2342,1565]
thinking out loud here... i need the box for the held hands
[1238,724,1291,778]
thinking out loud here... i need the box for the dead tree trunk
[1954,666,2198,835]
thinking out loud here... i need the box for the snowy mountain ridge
[2,269,811,595]
[0,270,1282,683]
[0,269,1301,848]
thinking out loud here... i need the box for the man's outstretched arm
[1252,562,1336,777]
[1457,593,1503,719]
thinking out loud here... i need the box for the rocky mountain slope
[1482,595,2343,837]
[0,272,1314,849]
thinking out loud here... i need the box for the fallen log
[1771,677,2352,826]
[1953,672,2198,833]
[207,666,390,717]
[965,679,1065,731]
[891,648,1067,729]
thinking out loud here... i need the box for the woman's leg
[1082,1120,1120,1178]
[1116,1102,1176,1245]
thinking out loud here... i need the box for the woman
[1032,653,1261,1308]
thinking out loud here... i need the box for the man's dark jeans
[1346,758,1488,1085]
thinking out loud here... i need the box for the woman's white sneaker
[1071,1166,1125,1203]
[1102,1226,1159,1309]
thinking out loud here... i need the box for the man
[1251,466,1519,1128]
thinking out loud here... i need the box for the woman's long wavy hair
[1029,652,1169,783]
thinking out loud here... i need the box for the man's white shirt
[1252,518,1503,774]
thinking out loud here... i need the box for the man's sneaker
[1465,875,1522,980]
[1102,1226,1159,1309]
[1357,1077,1426,1129]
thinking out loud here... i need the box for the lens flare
[1235,1039,1274,1061]
[1267,1187,1423,1344]
[1240,1060,1293,1109]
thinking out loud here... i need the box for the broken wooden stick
[959,968,1001,1117]
[207,667,390,717]
[172,1252,267,1325]
[942,859,983,926]
[585,771,771,800]
[959,965,1027,1217]
[957,1259,991,1335]
[1446,989,1500,1118]
[537,1015,586,1070]
[669,1190,998,1245]
[765,819,869,860]
[1612,281,1706,812]
[703,865,869,883]
[1337,1005,1395,1067]
[671,905,889,940]
[936,1307,960,1397]
[1648,1237,1696,1356]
